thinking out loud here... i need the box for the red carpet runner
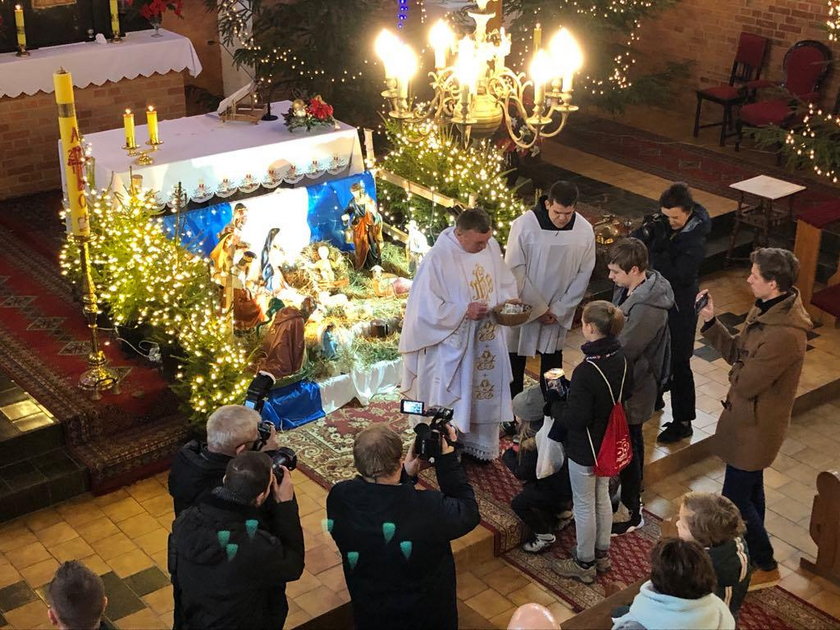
[0,216,186,491]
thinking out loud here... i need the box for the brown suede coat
[703,289,812,471]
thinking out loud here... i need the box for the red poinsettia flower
[307,95,334,120]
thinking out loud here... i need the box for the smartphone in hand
[695,293,710,315]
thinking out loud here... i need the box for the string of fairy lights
[784,103,840,184]
[829,0,840,41]
[216,0,656,99]
[59,189,254,421]
[378,124,524,244]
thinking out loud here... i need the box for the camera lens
[271,446,297,480]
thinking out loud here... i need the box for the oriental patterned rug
[281,391,533,555]
[504,513,840,629]
[286,395,840,630]
[0,208,187,492]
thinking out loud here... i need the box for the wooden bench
[792,201,840,325]
[800,469,840,587]
[562,579,645,630]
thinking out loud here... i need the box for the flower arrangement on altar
[126,0,183,21]
[283,96,335,131]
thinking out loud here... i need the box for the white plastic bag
[535,415,566,479]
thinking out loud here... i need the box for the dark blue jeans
[619,424,644,516]
[722,465,774,569]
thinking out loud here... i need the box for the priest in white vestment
[400,208,519,461]
[505,181,596,398]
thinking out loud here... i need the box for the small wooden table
[726,175,806,264]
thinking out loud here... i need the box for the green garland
[377,122,526,246]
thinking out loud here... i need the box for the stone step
[0,447,88,521]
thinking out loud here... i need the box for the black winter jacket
[326,452,480,630]
[633,203,711,313]
[708,535,752,617]
[169,490,305,630]
[168,440,231,517]
[548,336,630,466]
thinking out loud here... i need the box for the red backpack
[586,358,632,477]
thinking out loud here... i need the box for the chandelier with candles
[374,0,583,149]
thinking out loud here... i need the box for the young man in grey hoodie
[607,237,674,535]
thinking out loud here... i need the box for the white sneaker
[522,533,556,553]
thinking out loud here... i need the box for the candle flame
[148,105,155,112]
[125,109,132,114]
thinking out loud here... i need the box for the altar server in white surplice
[505,181,596,399]
[399,208,519,461]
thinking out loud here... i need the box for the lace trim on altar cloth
[154,155,352,207]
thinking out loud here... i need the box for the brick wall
[633,0,840,114]
[0,72,186,200]
[163,0,224,97]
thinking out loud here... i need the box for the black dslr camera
[400,400,457,463]
[254,422,298,481]
[636,213,670,245]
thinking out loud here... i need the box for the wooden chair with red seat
[735,40,832,155]
[693,32,769,146]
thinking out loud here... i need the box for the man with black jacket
[169,451,305,630]
[326,423,480,630]
[633,183,711,444]
[169,404,281,517]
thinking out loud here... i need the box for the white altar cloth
[0,29,202,99]
[78,101,364,205]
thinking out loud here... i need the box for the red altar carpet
[0,198,187,491]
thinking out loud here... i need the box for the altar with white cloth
[78,101,365,206]
[0,29,201,199]
[0,29,202,99]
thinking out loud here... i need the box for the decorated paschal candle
[14,5,26,48]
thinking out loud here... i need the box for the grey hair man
[168,404,281,517]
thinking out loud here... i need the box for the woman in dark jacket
[549,300,629,584]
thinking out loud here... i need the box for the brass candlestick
[16,43,30,57]
[123,139,162,165]
[74,233,120,400]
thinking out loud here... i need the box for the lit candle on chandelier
[533,22,542,51]
[429,20,453,70]
[123,109,136,148]
[146,105,159,144]
[14,5,26,49]
[530,50,553,110]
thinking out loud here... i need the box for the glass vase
[149,17,163,37]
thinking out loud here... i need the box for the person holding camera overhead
[326,424,480,630]
[632,183,711,444]
[400,207,519,461]
[169,451,304,630]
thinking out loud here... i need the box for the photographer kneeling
[327,423,480,630]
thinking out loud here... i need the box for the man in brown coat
[697,247,812,589]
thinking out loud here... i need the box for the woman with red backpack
[547,300,632,583]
